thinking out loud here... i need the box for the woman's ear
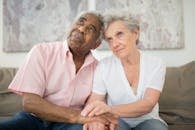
[134,28,140,41]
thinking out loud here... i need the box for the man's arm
[22,93,112,124]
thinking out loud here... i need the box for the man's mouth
[69,30,84,43]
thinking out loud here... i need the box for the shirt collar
[63,40,98,67]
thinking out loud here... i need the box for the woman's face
[104,20,139,59]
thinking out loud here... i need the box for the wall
[0,0,195,67]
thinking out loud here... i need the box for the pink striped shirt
[9,41,98,110]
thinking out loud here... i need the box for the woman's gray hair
[103,11,140,44]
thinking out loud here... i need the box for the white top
[93,52,166,127]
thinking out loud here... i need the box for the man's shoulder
[34,41,64,49]
[32,41,66,53]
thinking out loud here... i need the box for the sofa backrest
[0,67,22,121]
[159,61,195,125]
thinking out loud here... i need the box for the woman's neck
[121,50,140,66]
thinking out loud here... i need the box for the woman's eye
[117,32,123,38]
[107,38,112,43]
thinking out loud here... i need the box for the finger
[81,104,95,117]
[105,125,109,130]
[83,124,88,130]
[95,108,106,116]
[109,123,116,130]
[95,122,105,130]
[104,113,118,125]
[88,106,101,117]
[92,117,109,125]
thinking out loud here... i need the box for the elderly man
[0,12,117,130]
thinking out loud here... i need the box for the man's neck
[73,55,86,73]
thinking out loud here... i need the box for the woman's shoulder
[141,53,165,69]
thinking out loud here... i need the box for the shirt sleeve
[146,59,166,92]
[92,62,107,95]
[8,45,46,97]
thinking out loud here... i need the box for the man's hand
[83,122,117,130]
[81,100,112,117]
[83,122,107,130]
[77,112,118,126]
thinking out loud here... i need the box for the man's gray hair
[103,11,140,44]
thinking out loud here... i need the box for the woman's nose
[112,39,119,48]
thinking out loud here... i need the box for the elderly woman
[81,12,168,130]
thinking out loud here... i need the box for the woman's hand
[81,100,112,117]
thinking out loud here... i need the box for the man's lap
[0,111,82,130]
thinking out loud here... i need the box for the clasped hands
[81,100,118,130]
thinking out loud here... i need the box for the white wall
[0,0,195,67]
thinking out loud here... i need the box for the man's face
[67,13,102,55]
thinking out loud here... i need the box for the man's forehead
[79,13,101,29]
[80,13,98,21]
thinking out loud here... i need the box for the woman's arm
[82,88,160,118]
[111,88,160,117]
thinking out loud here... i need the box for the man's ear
[92,39,102,49]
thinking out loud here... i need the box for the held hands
[81,100,112,117]
[83,121,116,130]
[82,113,118,130]
[81,100,118,130]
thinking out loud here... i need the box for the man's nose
[78,26,85,33]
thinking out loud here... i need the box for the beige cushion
[0,93,22,116]
[0,68,17,93]
[159,61,195,124]
[0,67,22,120]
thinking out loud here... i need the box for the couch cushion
[0,93,22,117]
[169,124,195,130]
[159,61,195,125]
[0,67,22,121]
[0,68,17,94]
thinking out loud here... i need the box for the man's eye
[87,26,96,33]
[77,19,84,25]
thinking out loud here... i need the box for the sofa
[159,61,195,130]
[0,61,195,130]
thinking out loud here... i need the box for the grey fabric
[0,68,17,93]
[0,67,22,121]
[159,61,195,125]
[169,124,195,130]
[0,93,22,116]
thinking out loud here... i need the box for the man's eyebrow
[90,24,97,32]
[79,17,87,21]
